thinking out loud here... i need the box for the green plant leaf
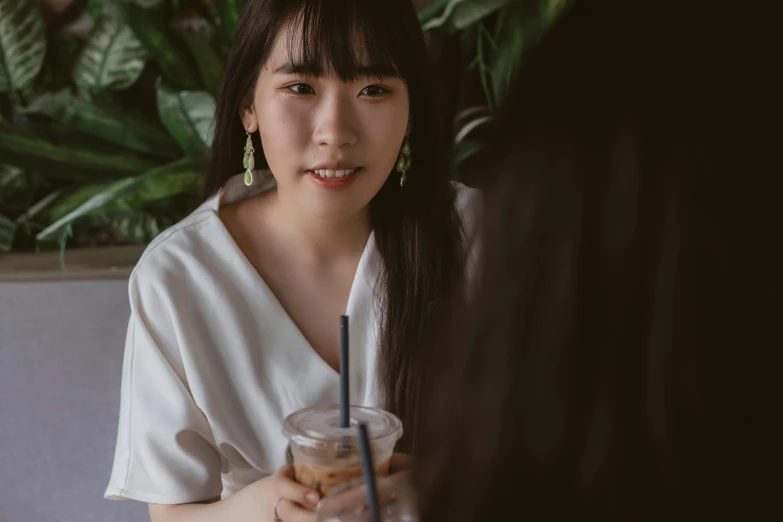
[174,18,223,96]
[454,114,493,145]
[0,212,16,251]
[124,3,201,89]
[491,0,565,105]
[46,31,82,92]
[0,163,23,188]
[37,158,201,241]
[0,123,159,181]
[418,0,452,25]
[134,0,167,8]
[0,164,52,220]
[37,178,139,242]
[1,164,29,214]
[455,105,492,127]
[38,184,109,227]
[73,12,148,95]
[57,222,73,270]
[157,82,216,158]
[15,188,64,225]
[451,138,485,171]
[109,211,164,244]
[24,89,179,158]
[0,0,46,93]
[491,2,527,105]
[87,0,107,18]
[210,0,247,43]
[422,0,514,32]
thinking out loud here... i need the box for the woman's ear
[241,105,259,133]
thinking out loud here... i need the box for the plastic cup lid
[283,405,403,449]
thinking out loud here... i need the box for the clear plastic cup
[283,405,403,494]
[314,474,419,522]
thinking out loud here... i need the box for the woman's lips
[309,167,359,179]
[306,167,361,189]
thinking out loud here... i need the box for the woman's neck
[258,188,371,265]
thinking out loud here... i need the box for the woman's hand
[148,465,321,522]
[229,465,321,522]
[314,454,417,521]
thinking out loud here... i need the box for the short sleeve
[104,271,223,504]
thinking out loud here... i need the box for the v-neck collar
[204,172,380,395]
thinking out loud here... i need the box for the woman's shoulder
[128,197,223,293]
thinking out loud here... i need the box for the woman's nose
[312,94,358,149]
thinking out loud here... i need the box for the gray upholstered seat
[0,280,148,522]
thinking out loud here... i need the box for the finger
[317,484,368,516]
[277,498,316,522]
[318,475,408,516]
[273,465,321,508]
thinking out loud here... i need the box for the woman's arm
[149,467,321,522]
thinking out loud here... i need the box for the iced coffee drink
[283,405,403,494]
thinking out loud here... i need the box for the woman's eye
[287,83,315,95]
[360,85,389,97]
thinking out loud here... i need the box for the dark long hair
[419,0,782,520]
[207,0,465,451]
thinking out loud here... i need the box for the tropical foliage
[0,0,564,254]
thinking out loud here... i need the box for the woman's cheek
[259,100,312,154]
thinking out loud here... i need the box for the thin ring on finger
[273,497,283,522]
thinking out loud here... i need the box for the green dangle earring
[396,136,412,187]
[243,131,255,186]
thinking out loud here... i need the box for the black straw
[340,315,350,428]
[358,423,381,522]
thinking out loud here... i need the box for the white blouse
[104,174,481,504]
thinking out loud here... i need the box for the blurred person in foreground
[417,0,782,520]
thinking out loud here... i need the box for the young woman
[418,0,782,521]
[103,1,480,521]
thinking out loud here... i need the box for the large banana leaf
[0,0,46,94]
[37,158,202,241]
[0,213,15,251]
[157,82,216,158]
[73,12,148,95]
[421,0,515,32]
[24,89,179,158]
[0,123,158,180]
[124,3,200,90]
[211,0,247,43]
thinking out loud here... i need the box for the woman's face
[242,22,410,220]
